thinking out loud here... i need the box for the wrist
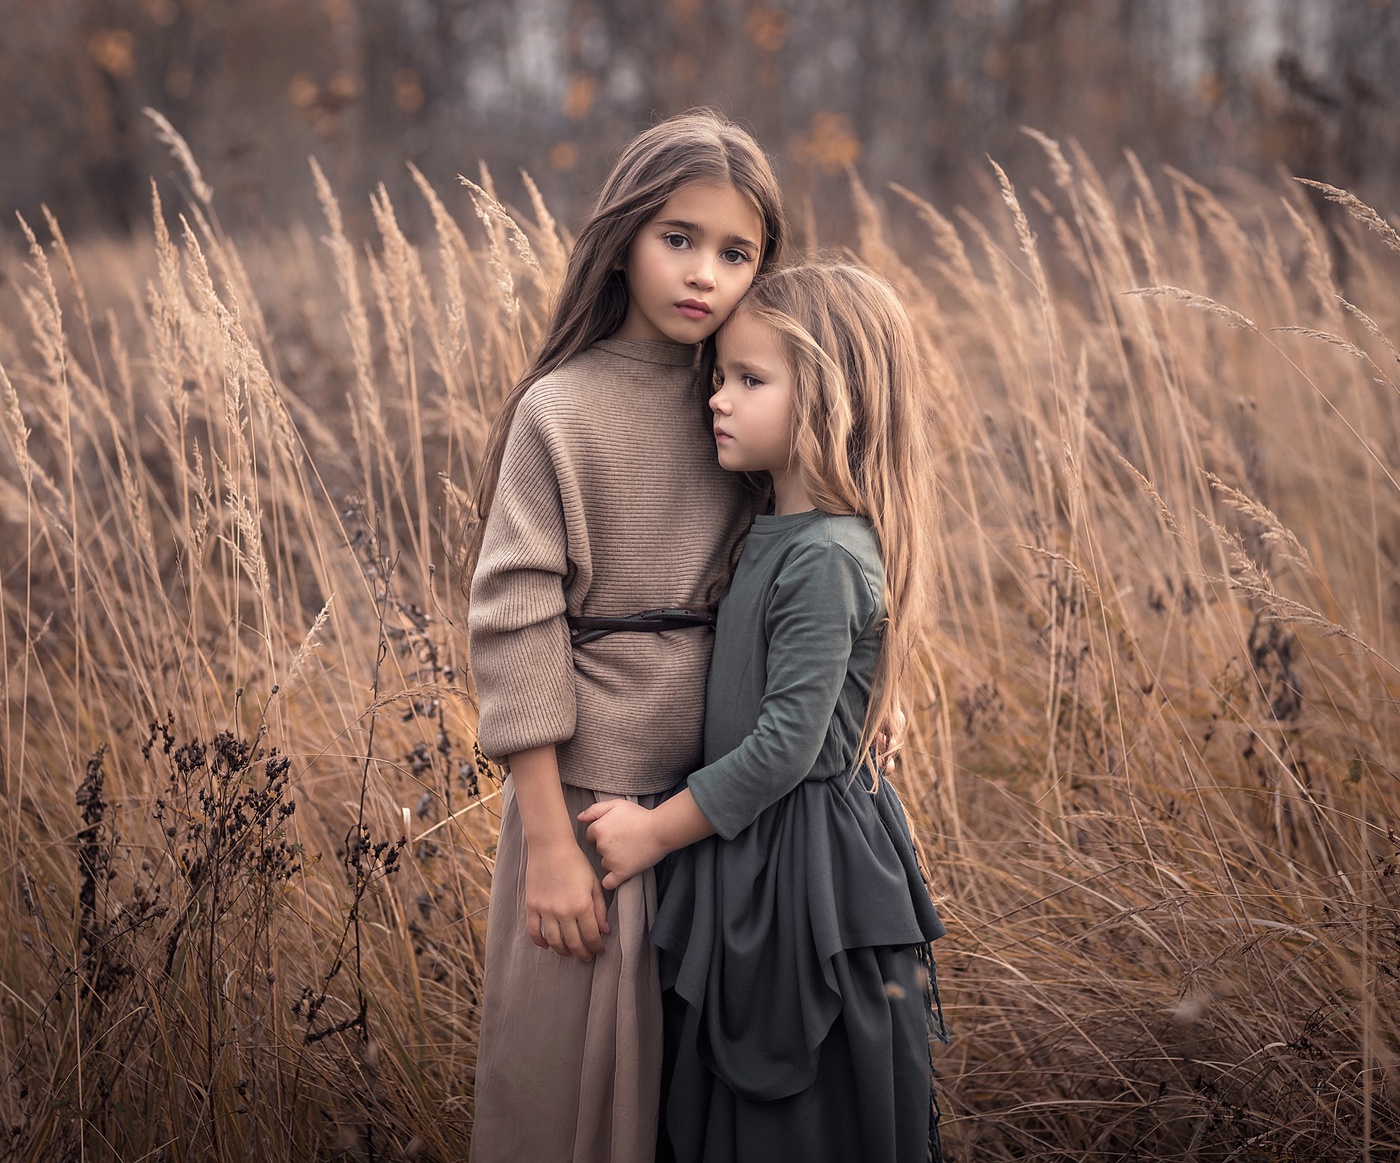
[524,822,581,856]
[649,805,681,856]
[652,791,713,854]
[506,746,578,853]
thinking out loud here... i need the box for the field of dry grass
[1,124,1397,1161]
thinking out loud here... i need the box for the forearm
[649,789,715,856]
[507,744,577,853]
[685,734,819,840]
[467,409,577,760]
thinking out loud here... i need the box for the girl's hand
[523,836,610,962]
[579,800,668,890]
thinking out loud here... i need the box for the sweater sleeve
[467,398,577,760]
[685,541,879,839]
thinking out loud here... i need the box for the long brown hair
[733,264,937,772]
[463,109,787,578]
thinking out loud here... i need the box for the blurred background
[3,0,1399,241]
[4,3,1400,1159]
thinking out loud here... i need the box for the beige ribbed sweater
[468,338,753,796]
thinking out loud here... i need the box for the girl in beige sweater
[465,111,786,1163]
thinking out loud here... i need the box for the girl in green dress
[582,263,949,1162]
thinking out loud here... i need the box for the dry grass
[1,127,1397,1160]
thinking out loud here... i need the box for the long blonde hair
[732,264,936,768]
[463,110,787,579]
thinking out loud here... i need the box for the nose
[709,386,731,415]
[687,252,717,291]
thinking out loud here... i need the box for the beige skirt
[470,781,662,1163]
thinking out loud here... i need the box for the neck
[771,468,815,516]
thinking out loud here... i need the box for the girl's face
[709,310,800,494]
[614,181,764,346]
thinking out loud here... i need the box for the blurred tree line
[1,0,1397,239]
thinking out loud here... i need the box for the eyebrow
[656,218,760,252]
[718,356,775,378]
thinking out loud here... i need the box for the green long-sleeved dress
[653,510,948,1163]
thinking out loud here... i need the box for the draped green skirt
[652,769,949,1163]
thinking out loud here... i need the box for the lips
[677,299,711,321]
[713,426,733,443]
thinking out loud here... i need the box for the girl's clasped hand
[578,799,669,891]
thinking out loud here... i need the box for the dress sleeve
[467,399,577,759]
[685,541,880,839]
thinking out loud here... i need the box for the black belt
[567,606,716,647]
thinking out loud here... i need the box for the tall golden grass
[1,122,1396,1160]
